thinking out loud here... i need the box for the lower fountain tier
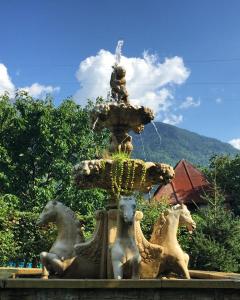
[73,158,174,194]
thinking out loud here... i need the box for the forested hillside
[132,122,239,166]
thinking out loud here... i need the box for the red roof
[154,159,211,205]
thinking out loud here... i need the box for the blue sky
[0,0,240,148]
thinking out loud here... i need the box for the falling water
[115,40,124,65]
[151,121,162,147]
[139,133,152,202]
[92,117,99,130]
[139,132,147,161]
[107,90,112,102]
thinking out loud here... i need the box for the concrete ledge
[1,279,240,289]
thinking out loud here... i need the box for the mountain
[131,122,239,166]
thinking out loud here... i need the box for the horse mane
[55,201,82,228]
[150,205,185,243]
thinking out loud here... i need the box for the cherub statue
[110,65,129,104]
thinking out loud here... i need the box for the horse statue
[36,200,85,278]
[111,195,141,279]
[150,203,196,279]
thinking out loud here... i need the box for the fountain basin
[74,159,174,194]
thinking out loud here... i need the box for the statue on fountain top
[110,64,129,104]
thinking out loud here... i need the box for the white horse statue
[150,203,196,279]
[36,200,84,278]
[111,195,141,279]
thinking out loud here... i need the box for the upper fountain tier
[74,51,174,201]
[91,102,154,154]
[91,64,154,154]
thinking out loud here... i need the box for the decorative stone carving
[110,65,129,104]
[91,102,154,154]
[111,196,141,279]
[149,204,196,279]
[74,159,174,198]
[37,202,108,279]
[134,211,164,279]
[36,201,85,279]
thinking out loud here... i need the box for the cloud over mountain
[74,50,190,123]
[229,138,240,150]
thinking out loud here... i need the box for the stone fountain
[2,43,240,300]
[71,42,175,279]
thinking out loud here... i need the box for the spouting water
[151,121,162,147]
[115,40,124,65]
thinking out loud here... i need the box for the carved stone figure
[91,102,154,155]
[110,65,129,104]
[37,202,109,279]
[134,211,164,279]
[111,196,141,279]
[149,204,196,279]
[109,132,133,154]
[36,200,85,278]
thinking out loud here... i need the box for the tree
[0,92,109,265]
[204,154,240,215]
[182,186,240,272]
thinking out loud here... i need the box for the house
[154,159,211,208]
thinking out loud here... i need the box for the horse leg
[131,254,141,279]
[184,253,189,267]
[41,266,49,279]
[112,260,123,279]
[177,259,190,279]
[40,252,65,275]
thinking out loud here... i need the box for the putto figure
[110,65,129,104]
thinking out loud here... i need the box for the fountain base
[1,277,239,300]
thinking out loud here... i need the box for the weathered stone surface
[91,102,154,154]
[92,102,154,133]
[73,159,174,195]
[1,279,240,300]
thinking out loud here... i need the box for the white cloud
[229,139,240,150]
[162,114,183,125]
[74,49,190,118]
[179,96,200,109]
[216,97,222,104]
[20,83,60,98]
[0,63,15,97]
[0,63,60,99]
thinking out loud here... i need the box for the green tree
[0,194,19,265]
[137,194,169,239]
[0,92,109,265]
[183,187,240,272]
[204,154,240,215]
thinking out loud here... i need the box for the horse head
[36,200,58,226]
[118,195,136,225]
[173,203,196,233]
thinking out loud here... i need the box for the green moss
[109,152,147,196]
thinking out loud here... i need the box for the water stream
[139,132,147,161]
[115,40,124,65]
[151,121,162,147]
[92,117,99,130]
